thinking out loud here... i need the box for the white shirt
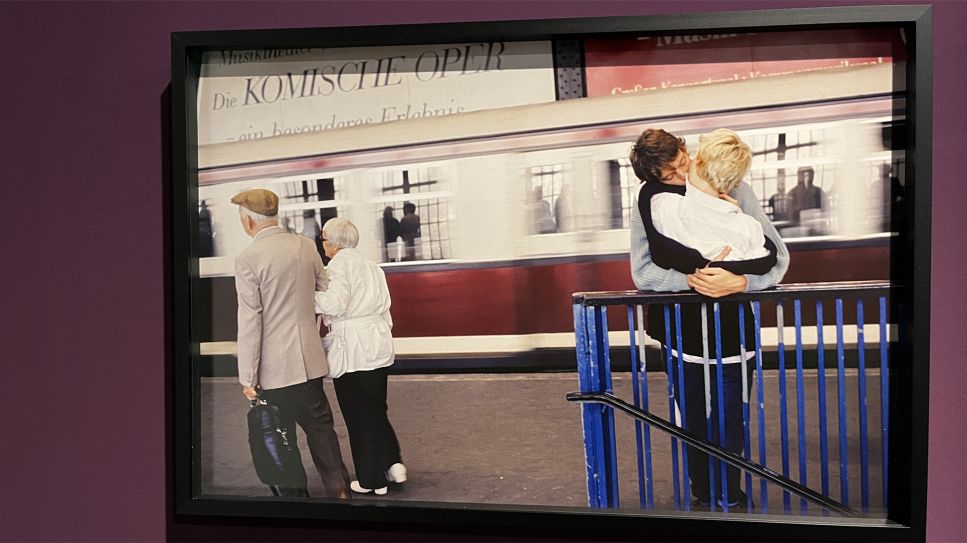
[314,248,394,378]
[650,183,764,365]
[651,181,769,262]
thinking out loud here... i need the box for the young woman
[628,128,789,509]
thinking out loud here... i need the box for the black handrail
[572,280,893,306]
[566,391,858,517]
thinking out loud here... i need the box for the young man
[628,128,789,509]
[629,128,788,297]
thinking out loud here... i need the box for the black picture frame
[169,5,931,540]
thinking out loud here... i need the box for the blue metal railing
[566,391,858,517]
[569,281,893,516]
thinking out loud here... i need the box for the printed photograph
[188,26,907,521]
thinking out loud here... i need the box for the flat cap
[231,188,279,216]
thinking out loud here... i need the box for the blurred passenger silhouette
[399,202,421,260]
[198,200,214,257]
[527,186,557,234]
[786,166,827,224]
[382,206,401,247]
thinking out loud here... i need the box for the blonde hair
[693,129,752,193]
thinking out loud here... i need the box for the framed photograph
[170,5,931,540]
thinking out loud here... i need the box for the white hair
[322,218,359,249]
[238,205,277,226]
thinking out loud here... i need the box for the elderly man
[231,188,350,499]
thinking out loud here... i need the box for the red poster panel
[584,29,904,97]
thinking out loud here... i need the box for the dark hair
[629,129,687,183]
[383,205,394,218]
[403,202,416,214]
[798,166,815,183]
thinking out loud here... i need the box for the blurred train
[192,59,904,373]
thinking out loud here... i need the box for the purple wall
[2,1,963,541]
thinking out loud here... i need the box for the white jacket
[314,248,395,379]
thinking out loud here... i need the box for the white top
[314,247,395,378]
[650,183,765,365]
[629,182,789,294]
[651,182,769,262]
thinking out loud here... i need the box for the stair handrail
[566,391,859,517]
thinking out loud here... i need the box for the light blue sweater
[630,182,789,292]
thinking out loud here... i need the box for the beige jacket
[235,227,329,390]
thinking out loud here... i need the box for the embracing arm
[629,203,689,292]
[708,236,778,275]
[315,263,351,319]
[643,192,714,274]
[313,244,329,293]
[687,184,788,297]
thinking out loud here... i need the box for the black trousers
[667,355,752,505]
[333,367,403,489]
[260,377,351,498]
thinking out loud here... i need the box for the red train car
[193,64,902,371]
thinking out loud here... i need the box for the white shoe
[385,462,407,483]
[350,480,387,495]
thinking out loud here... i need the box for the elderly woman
[315,218,406,496]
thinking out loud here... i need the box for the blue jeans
[667,352,751,505]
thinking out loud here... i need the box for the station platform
[199,370,885,517]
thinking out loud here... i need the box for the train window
[527,164,570,234]
[611,158,638,230]
[276,178,339,261]
[739,123,895,239]
[748,129,827,211]
[194,174,352,275]
[378,168,452,262]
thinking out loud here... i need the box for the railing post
[816,301,831,502]
[663,305,682,510]
[700,303,716,508]
[857,300,870,512]
[674,303,691,511]
[574,303,619,508]
[835,299,850,506]
[753,301,768,513]
[738,304,754,513]
[571,282,892,516]
[794,300,809,514]
[712,302,729,511]
[629,305,654,509]
[777,302,792,512]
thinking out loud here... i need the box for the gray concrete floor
[199,369,886,519]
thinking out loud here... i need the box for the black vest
[637,182,776,358]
